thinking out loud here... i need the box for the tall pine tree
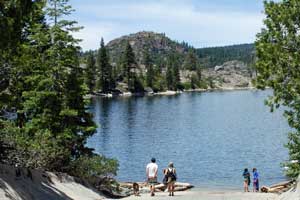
[121,41,136,92]
[85,51,96,93]
[97,38,112,93]
[166,59,174,90]
[144,50,154,88]
[1,0,96,170]
[184,49,199,70]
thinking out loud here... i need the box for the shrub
[69,154,119,180]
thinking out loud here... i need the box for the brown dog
[133,182,140,196]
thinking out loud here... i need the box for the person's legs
[244,181,248,192]
[167,183,171,196]
[150,185,154,196]
[171,183,175,196]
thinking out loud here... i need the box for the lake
[87,89,290,189]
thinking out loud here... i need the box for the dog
[133,182,140,196]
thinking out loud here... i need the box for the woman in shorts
[164,162,177,196]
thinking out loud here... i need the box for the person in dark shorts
[242,168,250,192]
[146,158,158,196]
[164,162,177,196]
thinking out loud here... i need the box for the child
[132,182,140,196]
[242,168,250,192]
[253,168,259,192]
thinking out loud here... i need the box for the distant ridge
[196,43,255,68]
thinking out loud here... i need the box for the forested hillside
[196,44,255,68]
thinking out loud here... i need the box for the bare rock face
[202,60,253,89]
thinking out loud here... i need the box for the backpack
[165,168,177,182]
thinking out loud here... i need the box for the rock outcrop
[202,60,254,89]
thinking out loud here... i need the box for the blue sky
[70,0,266,50]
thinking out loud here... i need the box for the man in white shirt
[146,158,158,196]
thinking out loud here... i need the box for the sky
[69,0,266,51]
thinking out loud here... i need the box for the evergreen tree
[0,0,44,163]
[97,38,112,93]
[173,61,180,90]
[196,65,202,81]
[144,50,154,88]
[255,0,300,178]
[121,41,136,91]
[0,0,118,177]
[166,59,173,90]
[190,74,198,89]
[10,0,96,170]
[85,51,96,93]
[171,53,181,90]
[184,49,199,70]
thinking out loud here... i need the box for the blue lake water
[87,89,290,189]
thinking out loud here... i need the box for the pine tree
[190,74,198,89]
[173,62,180,90]
[170,53,181,90]
[0,0,118,177]
[0,0,45,163]
[196,65,202,81]
[144,50,154,88]
[85,51,96,93]
[121,41,136,92]
[5,0,96,170]
[166,59,173,90]
[97,38,112,93]
[184,49,199,70]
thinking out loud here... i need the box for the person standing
[146,158,158,196]
[242,168,250,192]
[164,162,177,196]
[253,168,259,192]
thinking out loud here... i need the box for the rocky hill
[106,31,190,66]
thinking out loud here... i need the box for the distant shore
[89,86,257,99]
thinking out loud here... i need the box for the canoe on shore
[261,180,295,193]
[119,181,194,193]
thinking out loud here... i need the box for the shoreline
[89,86,257,99]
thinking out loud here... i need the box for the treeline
[196,43,255,68]
[83,43,206,93]
[0,0,117,180]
